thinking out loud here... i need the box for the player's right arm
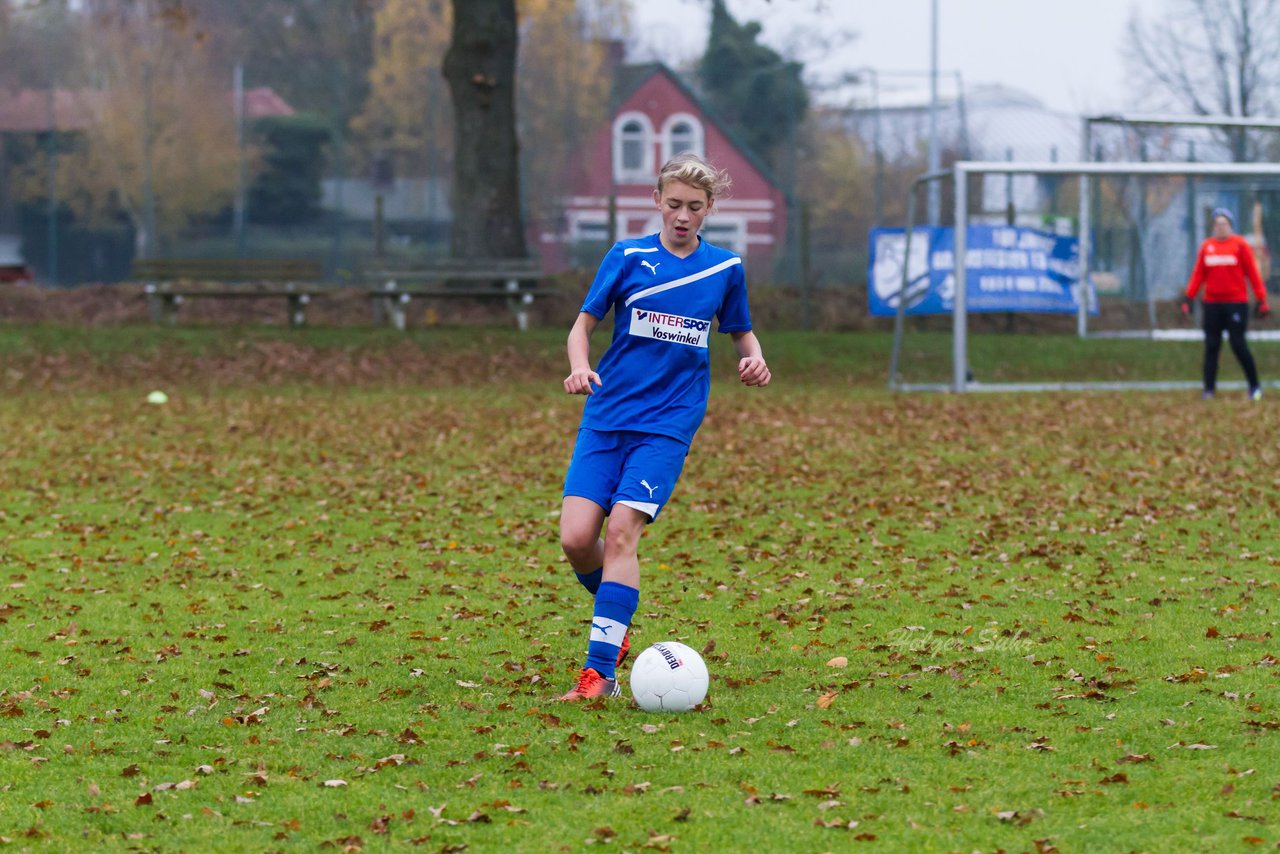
[1184,241,1208,301]
[1182,241,1209,317]
[564,312,602,395]
[566,243,627,395]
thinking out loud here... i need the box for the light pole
[38,4,65,284]
[926,0,941,225]
[45,78,58,284]
[233,62,247,257]
[863,67,965,198]
[142,60,156,260]
[849,68,884,229]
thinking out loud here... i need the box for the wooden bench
[133,258,325,328]
[367,258,545,331]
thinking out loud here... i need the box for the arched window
[669,121,696,154]
[662,113,704,160]
[613,112,655,184]
[621,120,646,171]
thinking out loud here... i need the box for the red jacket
[1185,235,1267,305]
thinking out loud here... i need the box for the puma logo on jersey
[640,479,658,498]
[640,260,661,275]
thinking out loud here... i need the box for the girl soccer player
[1181,207,1270,400]
[557,153,770,701]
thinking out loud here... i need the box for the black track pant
[1202,301,1259,392]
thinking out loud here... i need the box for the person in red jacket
[1181,207,1270,400]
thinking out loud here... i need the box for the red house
[539,63,788,275]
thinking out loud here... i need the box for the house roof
[0,89,102,132]
[0,85,294,133]
[243,86,295,119]
[612,62,786,196]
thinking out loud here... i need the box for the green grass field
[2,326,1278,852]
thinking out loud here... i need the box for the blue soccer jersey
[578,234,752,445]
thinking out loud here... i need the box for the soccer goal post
[889,159,1280,393]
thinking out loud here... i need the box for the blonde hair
[655,153,732,202]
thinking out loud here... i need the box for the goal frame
[889,160,1280,393]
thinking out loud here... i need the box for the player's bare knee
[603,520,645,559]
[560,524,596,563]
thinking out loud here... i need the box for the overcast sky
[626,0,1166,114]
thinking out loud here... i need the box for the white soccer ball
[629,641,709,712]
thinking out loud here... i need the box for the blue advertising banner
[867,225,1098,317]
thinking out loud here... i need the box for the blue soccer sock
[584,581,638,680]
[575,566,603,596]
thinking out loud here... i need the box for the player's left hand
[738,356,771,387]
[1257,303,1271,320]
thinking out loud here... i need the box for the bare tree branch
[1126,0,1280,157]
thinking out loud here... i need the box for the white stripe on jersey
[623,247,661,256]
[590,616,628,645]
[624,257,743,307]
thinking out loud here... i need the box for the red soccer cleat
[615,630,632,668]
[558,667,621,701]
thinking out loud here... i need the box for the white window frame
[568,211,610,243]
[661,112,705,160]
[700,216,747,255]
[613,111,656,185]
[635,213,662,241]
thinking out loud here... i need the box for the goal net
[885,156,1280,393]
[1084,114,1280,337]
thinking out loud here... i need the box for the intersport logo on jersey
[630,308,711,348]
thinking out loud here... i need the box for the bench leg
[288,294,309,329]
[371,291,407,329]
[389,295,408,332]
[146,292,165,324]
[145,287,180,325]
[509,294,532,332]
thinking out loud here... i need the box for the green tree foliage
[698,0,807,170]
[248,115,331,226]
[16,200,134,282]
[795,119,871,262]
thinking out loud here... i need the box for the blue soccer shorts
[563,428,690,521]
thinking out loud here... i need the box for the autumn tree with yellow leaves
[9,3,243,258]
[351,0,453,182]
[354,0,627,249]
[516,0,626,237]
